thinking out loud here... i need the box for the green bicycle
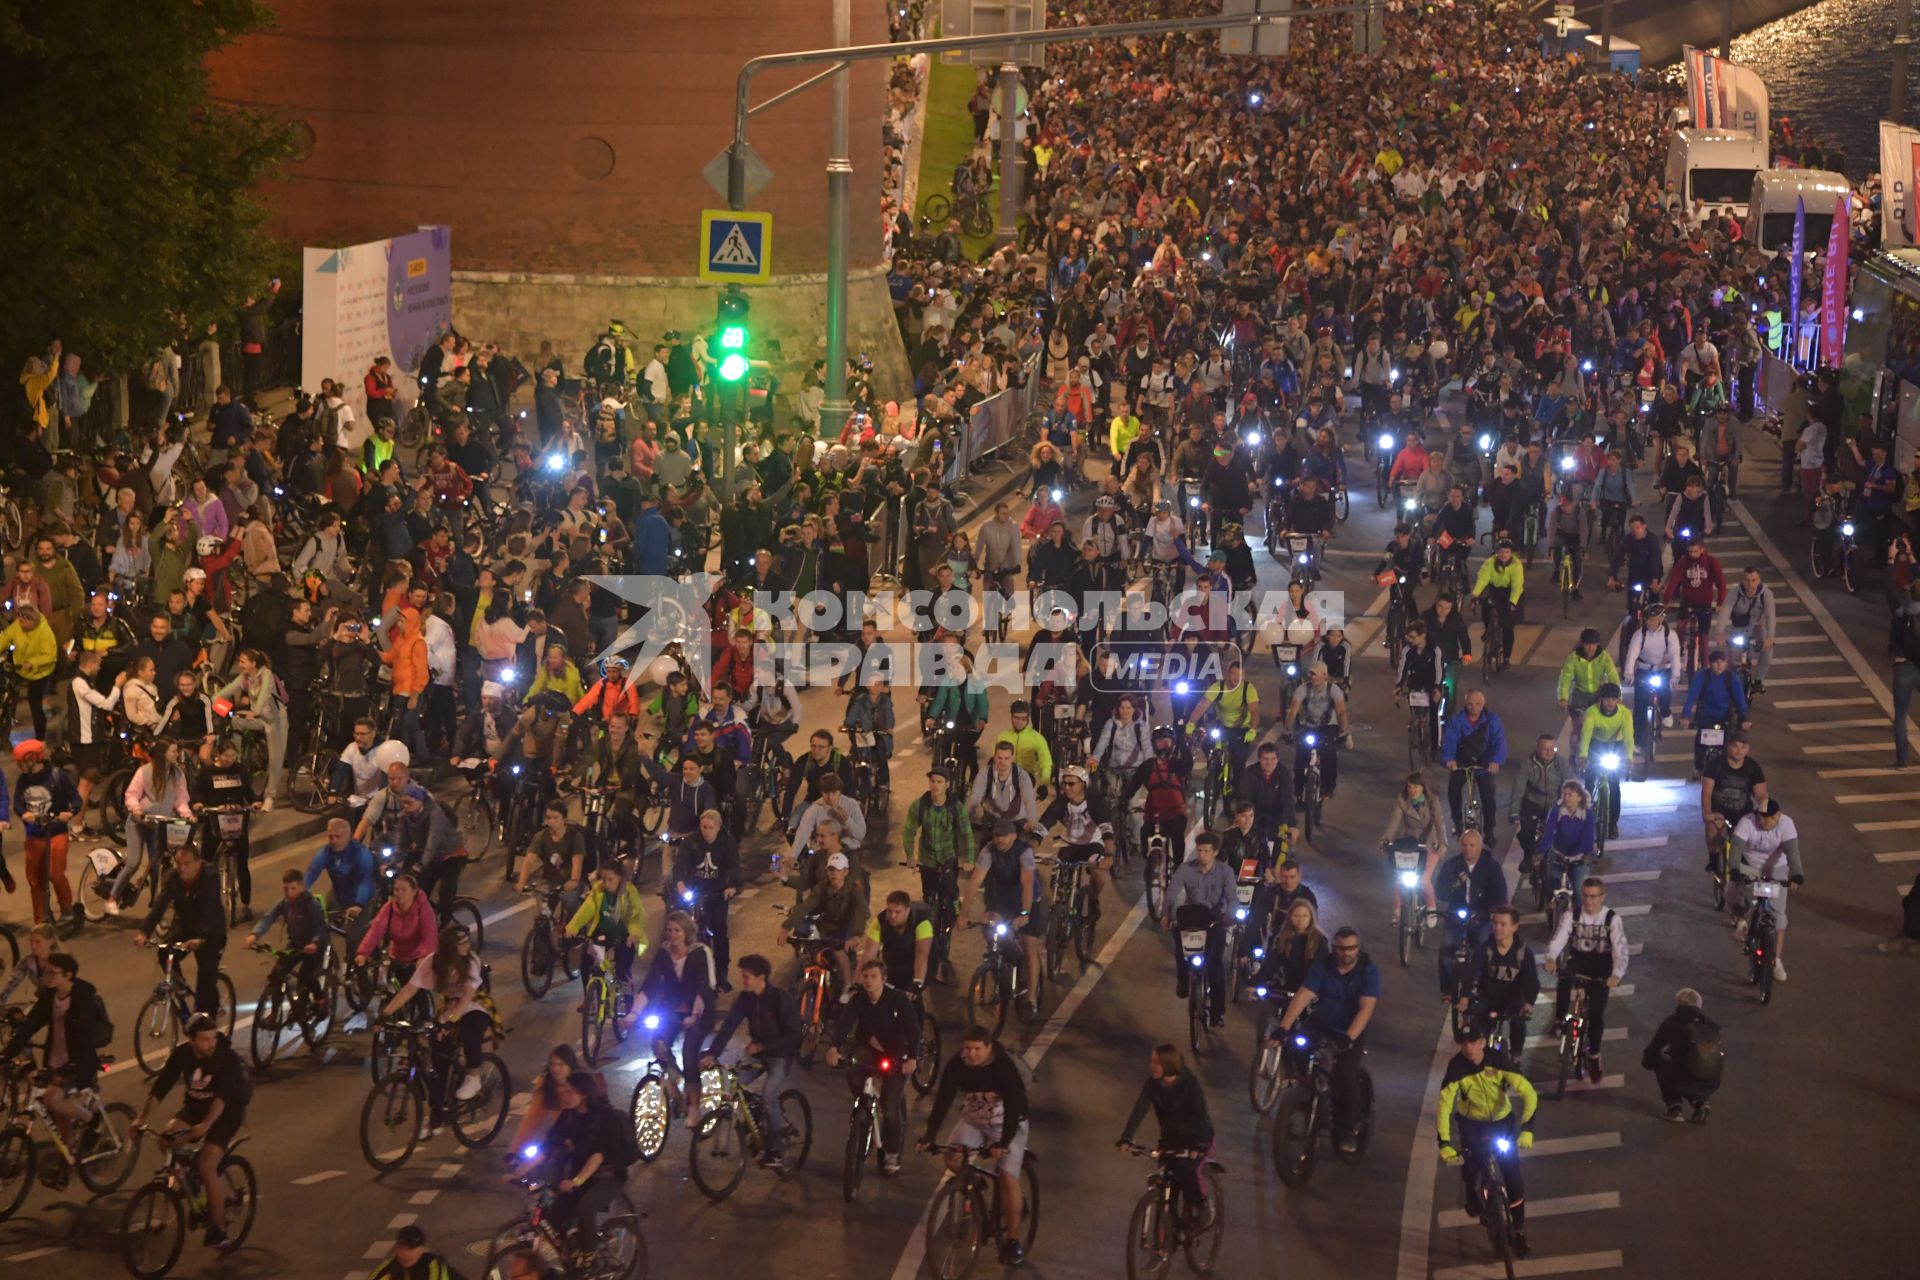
[688,1059,813,1200]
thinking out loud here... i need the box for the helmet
[1496,537,1515,552]
[1060,766,1090,786]
[195,536,222,558]
[11,739,45,764]
[1095,495,1117,510]
[1597,681,1622,700]
[1578,628,1601,647]
[1642,600,1666,618]
[1151,725,1178,745]
[1453,1014,1489,1044]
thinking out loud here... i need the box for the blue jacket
[304,839,377,909]
[1436,852,1508,921]
[1538,805,1597,860]
[1441,708,1508,769]
[632,509,672,575]
[1682,667,1749,724]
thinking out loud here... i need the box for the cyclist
[959,819,1046,1020]
[10,739,81,927]
[1430,485,1478,589]
[1456,906,1540,1056]
[108,738,196,916]
[536,1070,633,1254]
[825,959,917,1174]
[919,1026,1033,1266]
[1543,489,1589,600]
[1605,516,1665,651]
[1537,779,1598,892]
[245,868,330,1007]
[1730,799,1803,981]
[1662,473,1715,553]
[638,910,716,1120]
[1381,772,1447,924]
[903,765,972,936]
[1283,661,1351,802]
[1164,831,1235,1028]
[513,801,590,916]
[1682,649,1753,778]
[1116,1044,1216,1229]
[189,738,257,919]
[1544,878,1630,1084]
[133,838,227,1015]
[1555,628,1619,735]
[0,952,103,1152]
[1374,522,1428,603]
[780,851,868,994]
[1396,620,1446,742]
[1233,739,1298,849]
[863,889,934,993]
[994,701,1055,796]
[567,857,651,1008]
[1440,688,1506,837]
[702,953,804,1170]
[131,1011,251,1250]
[1219,800,1274,880]
[1436,1021,1537,1261]
[1576,683,1635,839]
[1420,593,1473,700]
[1187,656,1262,781]
[1435,828,1508,997]
[1270,926,1379,1153]
[1701,732,1767,875]
[671,808,741,981]
[1622,601,1683,730]
[378,925,494,1114]
[355,871,439,990]
[1033,765,1115,925]
[1661,539,1726,669]
[397,786,468,920]
[1508,735,1572,873]
[1590,448,1636,537]
[369,1223,463,1280]
[1712,565,1777,694]
[1469,538,1524,667]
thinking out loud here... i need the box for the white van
[1745,168,1853,255]
[1664,128,1767,216]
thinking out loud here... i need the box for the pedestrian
[1639,987,1722,1124]
[1889,581,1920,769]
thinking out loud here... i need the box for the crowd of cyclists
[0,0,1891,1274]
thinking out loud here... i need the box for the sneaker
[237,907,254,924]
[260,795,275,813]
[1512,1230,1531,1260]
[1663,1104,1685,1123]
[1690,1102,1712,1124]
[1607,825,1620,840]
[1587,1053,1604,1085]
[1662,714,1674,728]
[455,1071,483,1101]
[1751,681,1765,695]
[1572,589,1584,602]
[66,903,84,936]
[1733,919,1748,941]
[1336,1132,1358,1154]
[1772,958,1787,981]
[881,1153,902,1175]
[203,1225,228,1249]
[416,1123,438,1142]
[1209,1014,1225,1029]
[762,1153,788,1173]
[998,1240,1026,1266]
[103,898,121,917]
[716,979,733,994]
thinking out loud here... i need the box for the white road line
[1857,819,1920,832]
[1767,654,1848,666]
[4,1247,69,1262]
[1542,1073,1626,1092]
[1393,1008,1462,1280]
[1436,1191,1621,1230]
[1776,697,1879,710]
[293,1169,346,1186]
[409,1189,440,1205]
[1836,792,1920,805]
[889,894,1149,1280]
[432,1161,461,1180]
[1800,742,1891,755]
[1788,719,1888,731]
[1526,905,1650,925]
[1432,1250,1625,1280]
[1601,836,1668,851]
[1529,1132,1623,1157]
[1594,870,1661,884]
[1618,804,1679,815]
[1873,850,1920,863]
[1527,1027,1628,1045]
[1761,675,1866,687]
[1540,983,1636,997]
[385,1214,417,1230]
[1818,767,1910,778]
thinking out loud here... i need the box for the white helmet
[195,536,223,557]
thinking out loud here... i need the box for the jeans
[760,1055,797,1154]
[110,822,168,901]
[1326,1037,1367,1139]
[416,855,468,921]
[190,944,226,1015]
[1894,661,1920,764]
[229,712,286,797]
[1173,922,1227,1021]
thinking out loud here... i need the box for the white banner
[301,225,452,444]
[1684,45,1768,139]
[1880,120,1920,248]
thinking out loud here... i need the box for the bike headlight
[1632,583,1644,593]
[1255,986,1268,998]
[1495,1137,1512,1154]
[1581,359,1594,373]
[1286,664,1298,677]
[512,764,522,775]
[1559,457,1575,471]
[1304,733,1317,747]
[1842,521,1855,537]
[1378,433,1394,451]
[1403,498,1418,512]
[681,890,695,904]
[1189,496,1200,508]
[1252,946,1266,960]
[1296,553,1309,564]
[1390,368,1402,383]
[1294,1035,1309,1048]
[1210,727,1221,741]
[544,453,565,473]
[643,1014,660,1031]
[1650,675,1663,689]
[1051,488,1064,503]
[1190,954,1204,968]
[1176,681,1191,695]
[1679,527,1691,538]
[522,1144,541,1160]
[382,846,394,858]
[1457,908,1468,919]
[1732,635,1746,647]
[1478,434,1493,451]
[1600,752,1621,770]
[1399,870,1419,887]
[995,923,1009,937]
[1246,432,1260,447]
[1235,907,1248,921]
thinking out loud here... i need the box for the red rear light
[879,1058,893,1073]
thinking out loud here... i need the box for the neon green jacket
[1578,702,1636,759]
[995,724,1054,789]
[1556,649,1620,703]
[1473,556,1524,605]
[1436,1053,1537,1147]
[567,881,650,953]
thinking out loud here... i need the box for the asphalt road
[2,430,1918,1280]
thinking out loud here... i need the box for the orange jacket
[572,678,641,721]
[382,609,430,696]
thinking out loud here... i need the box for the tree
[0,0,296,377]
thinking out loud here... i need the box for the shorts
[180,1103,247,1150]
[950,1118,1029,1177]
[72,740,109,780]
[1737,875,1788,927]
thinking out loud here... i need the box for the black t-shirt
[1704,756,1765,820]
[866,905,933,987]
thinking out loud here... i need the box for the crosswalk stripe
[1856,819,1920,832]
[1432,1250,1625,1280]
[1873,850,1920,863]
[1835,792,1920,805]
[1595,869,1661,883]
[1800,742,1889,755]
[1436,1191,1621,1230]
[1539,983,1636,996]
[1788,719,1888,731]
[1763,676,1865,687]
[1601,836,1668,850]
[1510,624,1548,665]
[1780,697,1879,710]
[1767,654,1848,665]
[1818,766,1910,778]
[293,1170,346,1186]
[1768,634,1826,645]
[1535,1073,1626,1093]
[1528,1132,1622,1156]
[1525,1027,1629,1043]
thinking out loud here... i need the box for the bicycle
[1586,751,1625,856]
[688,1058,813,1199]
[132,941,238,1076]
[119,1128,258,1279]
[192,802,258,927]
[1174,908,1216,1056]
[1734,872,1785,1005]
[1191,724,1235,829]
[844,727,890,815]
[1706,461,1731,528]
[247,943,342,1067]
[0,1056,142,1218]
[965,918,1041,1035]
[1542,853,1597,939]
[1118,1144,1225,1279]
[1633,670,1666,777]
[1727,628,1759,702]
[78,812,193,923]
[1554,542,1578,617]
[578,940,632,1067]
[785,913,845,1065]
[1383,572,1417,669]
[479,1166,647,1280]
[1457,1130,1524,1280]
[904,860,964,984]
[1386,838,1429,967]
[1293,728,1328,843]
[357,1017,511,1171]
[1142,825,1174,928]
[922,1143,1041,1280]
[1705,811,1736,912]
[1810,514,1862,594]
[1476,594,1513,678]
[1245,984,1292,1114]
[1270,1026,1374,1187]
[840,1052,901,1203]
[520,884,581,999]
[1454,763,1485,835]
[452,758,500,858]
[1552,973,1605,1100]
[1402,686,1436,771]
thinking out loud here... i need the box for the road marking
[1818,766,1910,778]
[409,1189,441,1205]
[4,1247,69,1262]
[1761,675,1866,687]
[1525,905,1650,925]
[293,1169,346,1186]
[1529,1132,1623,1157]
[1432,1250,1625,1280]
[1601,836,1668,851]
[1800,742,1890,755]
[1836,792,1920,805]
[1788,719,1888,731]
[889,894,1149,1280]
[1873,850,1920,863]
[482,897,536,927]
[1540,983,1635,997]
[1778,697,1879,710]
[1618,804,1679,815]
[1393,1002,1462,1280]
[386,1213,417,1230]
[1857,820,1920,832]
[1537,1073,1625,1092]
[1766,654,1848,666]
[1437,1191,1621,1230]
[1594,869,1661,883]
[1527,1027,1627,1045]
[432,1161,462,1180]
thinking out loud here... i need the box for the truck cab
[1745,168,1853,256]
[1664,128,1766,219]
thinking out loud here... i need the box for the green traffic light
[719,324,746,351]
[718,352,750,382]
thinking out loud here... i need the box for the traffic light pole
[721,4,1362,439]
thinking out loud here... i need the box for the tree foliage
[0,0,296,374]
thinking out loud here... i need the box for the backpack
[146,358,171,392]
[1680,1013,1724,1084]
[585,339,617,385]
[91,990,115,1048]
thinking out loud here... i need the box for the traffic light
[716,291,750,383]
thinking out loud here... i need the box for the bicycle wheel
[1485,1187,1518,1280]
[961,200,993,238]
[921,192,953,223]
[690,1107,748,1201]
[99,767,134,839]
[1143,850,1166,922]
[776,1088,813,1175]
[1044,911,1070,981]
[1074,898,1098,967]
[589,1214,649,1280]
[1555,1030,1576,1101]
[76,857,116,922]
[0,1125,33,1220]
[1756,925,1776,1005]
[220,1152,259,1247]
[1126,1193,1174,1280]
[1842,544,1860,594]
[457,792,494,857]
[1302,775,1320,844]
[1183,1165,1226,1274]
[925,1181,984,1280]
[447,897,486,952]
[134,993,182,1076]
[290,749,329,814]
[966,962,1009,1038]
[1398,907,1415,967]
[1271,1085,1317,1187]
[359,1073,423,1171]
[521,919,556,998]
[1248,1027,1284,1114]
[120,1183,186,1279]
[397,407,428,449]
[250,976,296,1067]
[841,1106,870,1202]
[1017,1153,1041,1249]
[1334,487,1351,523]
[581,980,607,1064]
[453,1054,512,1148]
[913,1009,942,1096]
[1187,979,1206,1055]
[630,1074,670,1163]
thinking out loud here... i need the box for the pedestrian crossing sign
[699,210,773,284]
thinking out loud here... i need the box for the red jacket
[1662,552,1726,609]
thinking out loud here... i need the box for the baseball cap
[826,852,850,872]
[1309,661,1330,677]
[927,766,953,782]
[395,1225,428,1248]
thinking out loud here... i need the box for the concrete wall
[1569,0,1815,66]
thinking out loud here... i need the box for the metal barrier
[936,354,1041,489]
